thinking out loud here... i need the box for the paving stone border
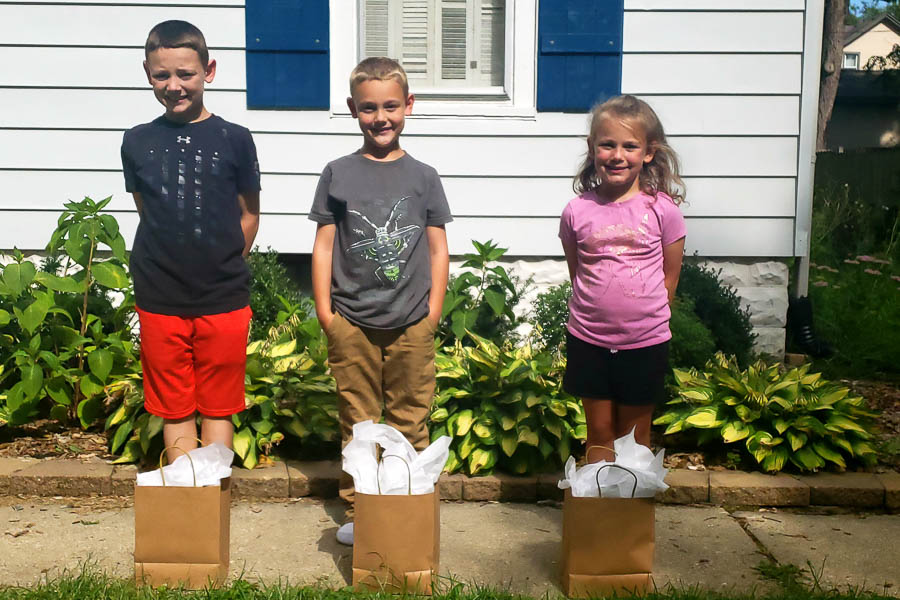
[0,456,896,510]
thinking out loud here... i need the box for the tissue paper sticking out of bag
[136,442,234,487]
[342,420,451,495]
[558,428,668,498]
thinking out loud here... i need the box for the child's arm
[561,240,577,283]
[239,190,260,257]
[662,237,686,304]
[312,223,336,330]
[426,225,449,326]
[131,193,143,216]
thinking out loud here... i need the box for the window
[842,52,860,70]
[360,0,506,96]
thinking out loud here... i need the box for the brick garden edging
[1,456,897,510]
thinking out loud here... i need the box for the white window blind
[361,0,506,92]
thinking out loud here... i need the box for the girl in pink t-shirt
[559,95,686,462]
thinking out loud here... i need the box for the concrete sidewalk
[1,496,898,596]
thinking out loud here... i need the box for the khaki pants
[326,313,437,515]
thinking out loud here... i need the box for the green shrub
[247,247,309,340]
[0,197,139,429]
[677,261,756,367]
[653,353,878,473]
[807,257,900,379]
[529,282,571,352]
[431,333,586,476]
[668,296,717,371]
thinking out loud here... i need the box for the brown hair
[145,20,209,67]
[574,95,685,204]
[349,57,409,97]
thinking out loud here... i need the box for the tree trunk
[817,0,848,151]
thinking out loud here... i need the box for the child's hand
[318,310,336,332]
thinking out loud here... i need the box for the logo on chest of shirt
[176,136,191,145]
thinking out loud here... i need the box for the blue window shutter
[245,0,329,109]
[537,0,623,112]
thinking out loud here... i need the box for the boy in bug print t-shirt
[309,57,452,545]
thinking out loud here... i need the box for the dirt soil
[2,381,898,472]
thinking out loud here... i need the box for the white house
[0,0,825,356]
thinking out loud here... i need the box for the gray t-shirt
[309,152,453,329]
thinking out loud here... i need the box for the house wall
[0,0,823,356]
[844,22,900,69]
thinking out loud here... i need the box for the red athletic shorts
[137,305,251,419]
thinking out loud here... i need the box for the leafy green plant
[668,296,717,371]
[440,240,525,346]
[0,197,138,429]
[653,353,879,473]
[241,303,338,469]
[677,261,756,367]
[247,247,309,340]
[529,282,571,352]
[807,257,900,380]
[431,333,586,476]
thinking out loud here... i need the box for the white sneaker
[336,522,354,546]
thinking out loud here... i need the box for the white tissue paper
[342,420,451,495]
[136,442,234,487]
[558,428,669,498]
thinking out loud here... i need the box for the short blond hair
[349,57,409,97]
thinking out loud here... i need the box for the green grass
[0,567,894,600]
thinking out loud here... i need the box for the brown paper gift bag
[561,464,655,598]
[134,444,231,589]
[352,457,440,595]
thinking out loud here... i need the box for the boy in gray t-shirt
[309,58,452,545]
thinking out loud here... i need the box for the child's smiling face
[589,116,655,200]
[348,78,414,159]
[144,46,215,123]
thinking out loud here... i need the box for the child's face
[589,116,655,194]
[347,79,414,156]
[144,47,216,123]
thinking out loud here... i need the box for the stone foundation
[450,257,790,358]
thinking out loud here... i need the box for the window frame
[842,52,860,70]
[329,0,536,117]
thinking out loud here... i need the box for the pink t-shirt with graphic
[559,190,686,350]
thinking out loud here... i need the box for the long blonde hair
[573,95,685,204]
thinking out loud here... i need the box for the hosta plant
[653,353,879,472]
[431,332,586,476]
[241,303,338,469]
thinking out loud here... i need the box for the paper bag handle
[585,444,615,463]
[595,464,638,499]
[376,455,412,495]
[158,437,204,487]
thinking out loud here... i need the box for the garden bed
[3,377,897,475]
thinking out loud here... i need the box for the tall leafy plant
[0,197,137,428]
[440,240,523,345]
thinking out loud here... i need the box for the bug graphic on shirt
[347,197,419,286]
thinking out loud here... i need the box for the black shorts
[563,330,669,406]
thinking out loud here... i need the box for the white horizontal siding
[1,89,801,136]
[0,171,797,219]
[0,210,794,257]
[0,0,811,258]
[0,4,245,47]
[624,12,804,52]
[2,5,804,53]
